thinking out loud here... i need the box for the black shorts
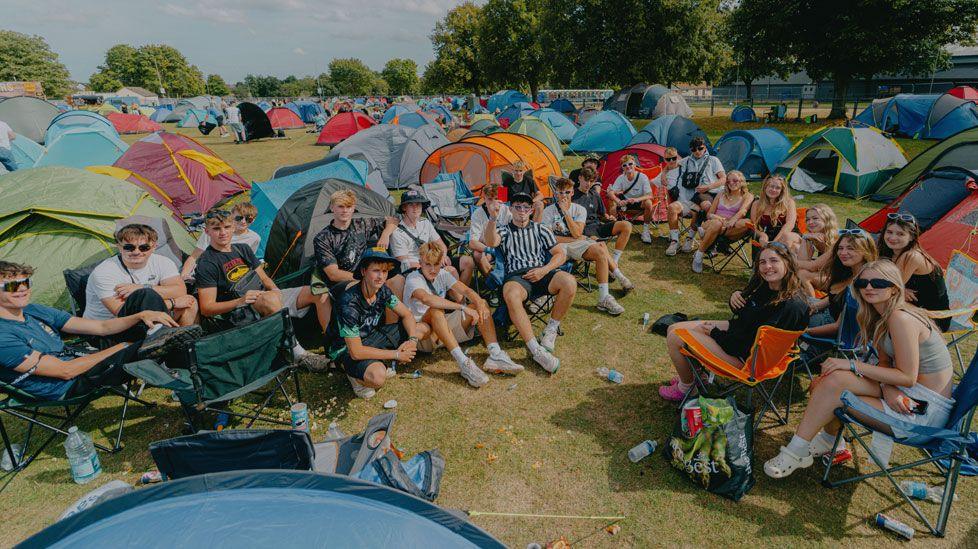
[338,323,408,380]
[587,221,617,239]
[503,268,557,298]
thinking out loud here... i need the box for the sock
[598,283,609,300]
[487,342,503,356]
[292,342,307,356]
[546,318,561,334]
[786,434,812,457]
[611,268,624,281]
[670,229,679,241]
[450,346,467,365]
[676,380,693,392]
[818,430,845,450]
[527,338,542,354]
[642,223,650,234]
[693,250,704,261]
[612,250,623,262]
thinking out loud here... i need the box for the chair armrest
[123,359,193,391]
[838,390,970,445]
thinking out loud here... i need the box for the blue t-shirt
[0,304,75,400]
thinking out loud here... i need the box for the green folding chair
[125,309,301,433]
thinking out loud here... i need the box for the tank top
[881,322,952,374]
[758,211,787,238]
[715,195,745,219]
[906,271,950,331]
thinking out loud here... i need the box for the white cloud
[160,1,247,24]
[293,47,307,55]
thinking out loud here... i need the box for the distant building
[116,86,159,106]
[674,82,712,99]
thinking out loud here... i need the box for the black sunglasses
[1,278,31,292]
[622,162,636,167]
[854,277,896,290]
[665,156,677,161]
[234,215,255,223]
[205,209,231,219]
[122,243,152,252]
[887,212,916,223]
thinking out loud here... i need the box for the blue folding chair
[822,351,978,537]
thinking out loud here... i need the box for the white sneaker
[532,348,560,374]
[640,231,652,244]
[386,366,397,378]
[459,357,490,388]
[484,352,524,374]
[665,240,679,256]
[346,375,376,399]
[681,239,695,253]
[617,273,635,294]
[697,226,706,238]
[540,329,558,352]
[596,294,625,316]
[691,252,704,273]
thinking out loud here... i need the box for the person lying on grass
[659,243,810,402]
[405,242,523,388]
[764,259,954,478]
[690,170,753,274]
[325,248,423,400]
[542,177,632,316]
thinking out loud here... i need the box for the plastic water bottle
[327,422,346,440]
[596,367,624,384]
[628,440,657,463]
[899,481,956,503]
[64,426,101,484]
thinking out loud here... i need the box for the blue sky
[6,0,471,83]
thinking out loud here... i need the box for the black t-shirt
[326,282,399,358]
[313,218,386,274]
[573,186,606,234]
[712,285,809,360]
[502,171,537,198]
[195,243,261,303]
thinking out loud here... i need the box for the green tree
[478,0,548,100]
[328,58,375,96]
[88,44,205,98]
[206,74,230,96]
[315,73,339,97]
[0,30,73,98]
[280,76,317,97]
[428,2,485,94]
[98,44,141,85]
[776,0,978,118]
[381,58,419,95]
[88,72,123,93]
[242,74,281,97]
[231,82,252,98]
[724,0,795,100]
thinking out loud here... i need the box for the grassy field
[2,118,976,547]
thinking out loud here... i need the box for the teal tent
[34,129,128,169]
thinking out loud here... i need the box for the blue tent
[106,96,140,108]
[287,100,324,123]
[853,94,938,138]
[548,98,577,114]
[21,471,504,548]
[715,128,791,180]
[567,110,636,153]
[34,128,128,169]
[471,104,489,114]
[44,110,117,145]
[629,115,712,156]
[425,104,454,125]
[922,93,978,139]
[177,109,216,128]
[487,90,529,113]
[730,105,757,122]
[392,112,441,130]
[150,107,173,122]
[382,105,413,124]
[252,158,370,257]
[7,135,45,170]
[530,108,577,142]
[498,102,534,125]
[258,101,272,112]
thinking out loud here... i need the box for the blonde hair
[330,190,357,207]
[513,160,528,171]
[418,241,444,265]
[757,174,794,221]
[619,154,637,166]
[806,203,838,250]
[853,259,936,348]
[723,170,749,198]
[664,147,678,157]
[232,202,257,219]
[820,232,879,290]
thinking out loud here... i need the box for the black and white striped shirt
[496,221,558,273]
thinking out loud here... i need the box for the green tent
[0,167,194,308]
[507,116,564,161]
[873,126,978,199]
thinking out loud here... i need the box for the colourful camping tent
[106,112,163,134]
[267,107,306,130]
[922,93,978,139]
[390,111,441,131]
[715,128,792,180]
[0,96,61,144]
[548,98,577,114]
[44,110,118,145]
[487,90,529,113]
[497,102,534,128]
[873,126,978,199]
[638,84,692,118]
[529,108,577,142]
[1,135,45,172]
[507,116,564,160]
[177,109,214,128]
[949,85,978,102]
[381,105,413,124]
[324,124,449,190]
[568,111,636,153]
[597,143,667,198]
[285,100,324,123]
[34,129,128,169]
[630,115,712,156]
[317,112,376,146]
[731,105,757,122]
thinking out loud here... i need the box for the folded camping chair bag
[313,412,394,475]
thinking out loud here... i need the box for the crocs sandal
[763,446,814,478]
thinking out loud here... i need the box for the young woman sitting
[764,259,955,478]
[879,213,950,332]
[691,170,754,273]
[804,229,878,334]
[750,175,800,250]
[794,203,838,276]
[659,243,810,402]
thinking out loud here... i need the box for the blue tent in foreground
[44,110,117,145]
[530,108,577,142]
[8,136,45,170]
[715,128,791,180]
[568,110,637,153]
[252,158,370,257]
[854,94,937,138]
[20,471,504,548]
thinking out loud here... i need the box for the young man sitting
[567,154,599,185]
[542,178,631,316]
[572,165,633,266]
[84,224,198,345]
[607,155,656,244]
[467,182,511,275]
[501,161,543,218]
[194,209,329,371]
[390,190,474,288]
[405,242,523,388]
[326,248,422,399]
[181,202,261,280]
[666,138,726,254]
[0,261,190,401]
[481,192,578,374]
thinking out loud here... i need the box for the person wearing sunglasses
[181,203,262,281]
[572,166,633,266]
[481,192,578,374]
[0,260,182,402]
[765,260,954,478]
[668,138,726,254]
[878,213,950,332]
[83,224,198,345]
[501,161,543,218]
[542,178,632,316]
[607,155,656,244]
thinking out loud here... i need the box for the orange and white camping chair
[676,325,805,430]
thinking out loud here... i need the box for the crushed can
[681,400,703,438]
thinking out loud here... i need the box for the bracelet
[849,358,863,377]
[394,351,400,361]
[167,298,175,309]
[408,336,419,342]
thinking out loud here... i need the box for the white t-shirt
[541,202,587,237]
[403,269,458,321]
[225,106,241,124]
[84,254,180,321]
[610,172,652,200]
[390,219,441,271]
[678,154,725,195]
[468,203,512,245]
[196,229,261,254]
[0,120,12,149]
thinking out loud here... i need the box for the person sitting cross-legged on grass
[405,242,523,388]
[572,165,633,267]
[659,243,810,402]
[690,170,754,273]
[325,248,423,399]
[481,192,578,374]
[542,177,632,316]
[607,155,656,244]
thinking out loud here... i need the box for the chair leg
[0,417,20,471]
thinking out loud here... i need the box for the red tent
[267,107,305,130]
[106,112,163,134]
[597,143,668,221]
[949,85,978,103]
[316,111,375,146]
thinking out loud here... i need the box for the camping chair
[766,103,788,123]
[822,350,978,537]
[0,372,151,477]
[486,249,570,341]
[677,325,805,431]
[124,309,300,433]
[925,251,978,377]
[63,264,99,317]
[149,429,315,480]
[421,172,478,227]
[799,289,870,369]
[705,221,756,274]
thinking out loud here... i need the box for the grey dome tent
[164,96,218,123]
[0,96,61,144]
[325,124,450,189]
[639,84,693,118]
[630,115,712,156]
[603,83,649,117]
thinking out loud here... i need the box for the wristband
[408,336,419,342]
[394,351,400,361]
[849,358,863,377]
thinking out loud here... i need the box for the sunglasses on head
[764,241,789,252]
[854,277,896,290]
[121,243,152,252]
[1,278,30,292]
[205,209,230,219]
[887,212,916,223]
[838,228,868,237]
[665,156,677,161]
[234,215,255,223]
